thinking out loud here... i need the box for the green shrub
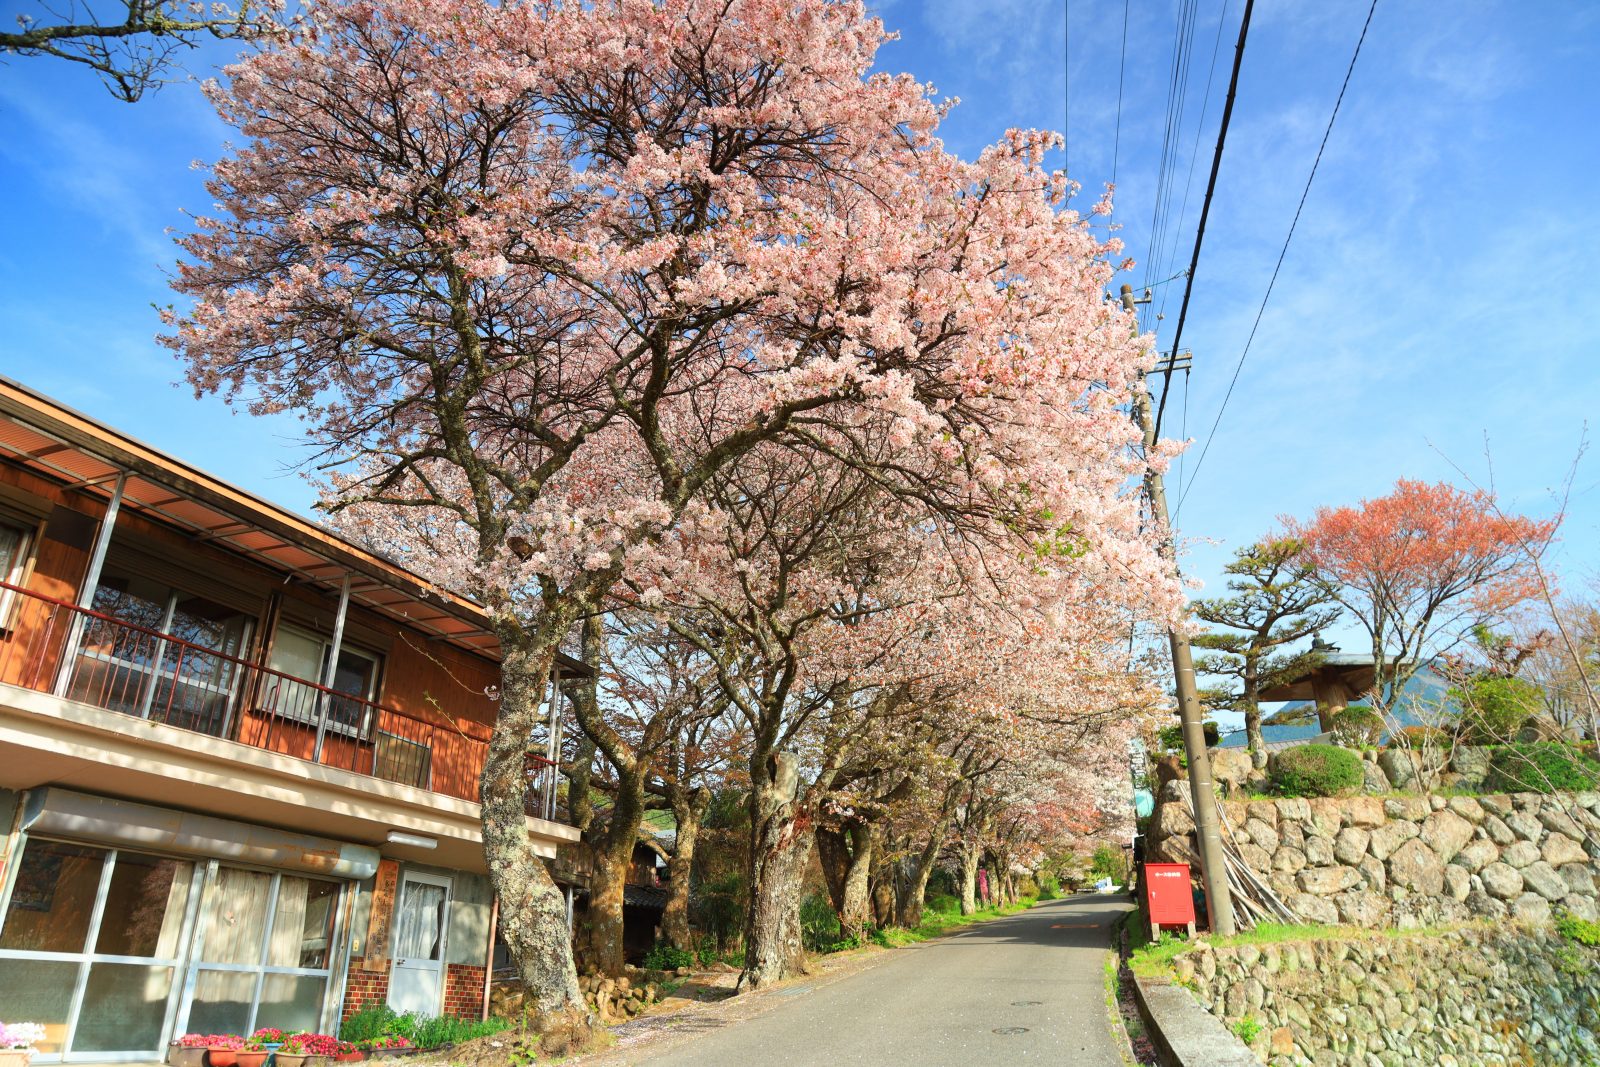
[1396,725,1452,749]
[1329,706,1383,747]
[799,892,841,952]
[410,1016,512,1048]
[643,941,696,972]
[1451,675,1543,744]
[1158,722,1220,754]
[1486,743,1600,794]
[1233,1017,1263,1044]
[340,1005,403,1044]
[1556,909,1600,947]
[1269,744,1363,798]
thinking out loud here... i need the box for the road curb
[1128,970,1258,1067]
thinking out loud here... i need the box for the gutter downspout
[482,895,499,1022]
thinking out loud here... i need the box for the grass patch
[864,895,1040,949]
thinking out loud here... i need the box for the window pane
[73,963,173,1052]
[187,970,256,1036]
[198,866,272,964]
[90,573,170,630]
[0,958,77,1053]
[266,877,338,969]
[95,852,194,958]
[266,628,325,723]
[393,882,446,961]
[0,839,106,952]
[258,974,327,1034]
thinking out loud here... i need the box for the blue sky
[2,0,1597,669]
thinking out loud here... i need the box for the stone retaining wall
[1174,928,1600,1066]
[1150,788,1600,928]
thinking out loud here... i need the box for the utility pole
[1122,283,1237,937]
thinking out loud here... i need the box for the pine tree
[1193,538,1342,767]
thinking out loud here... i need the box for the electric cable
[1176,0,1380,518]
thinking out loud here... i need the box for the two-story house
[0,377,583,1061]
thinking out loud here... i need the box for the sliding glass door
[179,864,342,1036]
[0,839,201,1061]
[0,841,346,1060]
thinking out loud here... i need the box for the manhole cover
[1010,1000,1043,1007]
[992,1027,1030,1035]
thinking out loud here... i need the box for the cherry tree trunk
[585,808,641,977]
[660,790,706,951]
[480,635,590,1053]
[815,827,851,916]
[896,811,953,928]
[870,853,896,927]
[839,823,875,938]
[741,771,813,989]
[958,846,980,915]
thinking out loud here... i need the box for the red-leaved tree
[1286,479,1557,713]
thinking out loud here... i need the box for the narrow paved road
[635,894,1132,1067]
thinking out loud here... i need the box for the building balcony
[0,578,565,834]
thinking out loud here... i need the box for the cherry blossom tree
[165,0,1173,1032]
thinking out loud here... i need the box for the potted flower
[334,1040,364,1064]
[274,1033,308,1067]
[249,1030,287,1052]
[297,1033,342,1067]
[236,1033,272,1067]
[0,1022,46,1067]
[168,1034,212,1067]
[206,1034,246,1067]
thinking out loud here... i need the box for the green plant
[1451,675,1543,744]
[1486,743,1600,794]
[1269,744,1363,797]
[1329,705,1383,747]
[339,1005,402,1044]
[642,941,695,972]
[410,1015,511,1049]
[1556,909,1600,947]
[1233,1017,1263,1044]
[1158,722,1220,754]
[1396,725,1452,749]
[799,892,842,952]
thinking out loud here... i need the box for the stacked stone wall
[1150,788,1600,928]
[1175,928,1600,1066]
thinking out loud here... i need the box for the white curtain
[200,867,271,964]
[392,883,445,960]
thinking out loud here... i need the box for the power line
[1150,0,1232,357]
[1152,0,1253,443]
[1112,0,1128,187]
[1177,0,1380,518]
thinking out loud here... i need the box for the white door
[388,872,449,1016]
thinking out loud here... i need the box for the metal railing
[0,579,561,818]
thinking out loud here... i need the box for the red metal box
[1142,862,1195,936]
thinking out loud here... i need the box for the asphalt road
[635,894,1132,1067]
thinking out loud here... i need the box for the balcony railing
[0,579,561,820]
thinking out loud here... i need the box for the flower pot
[303,1055,334,1067]
[335,1053,364,1063]
[209,1050,239,1067]
[235,1052,269,1067]
[276,1055,307,1067]
[0,1050,33,1067]
[168,1046,207,1067]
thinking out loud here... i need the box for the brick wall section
[443,963,487,1019]
[341,958,389,1020]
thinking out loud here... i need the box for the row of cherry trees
[157,0,1180,1048]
